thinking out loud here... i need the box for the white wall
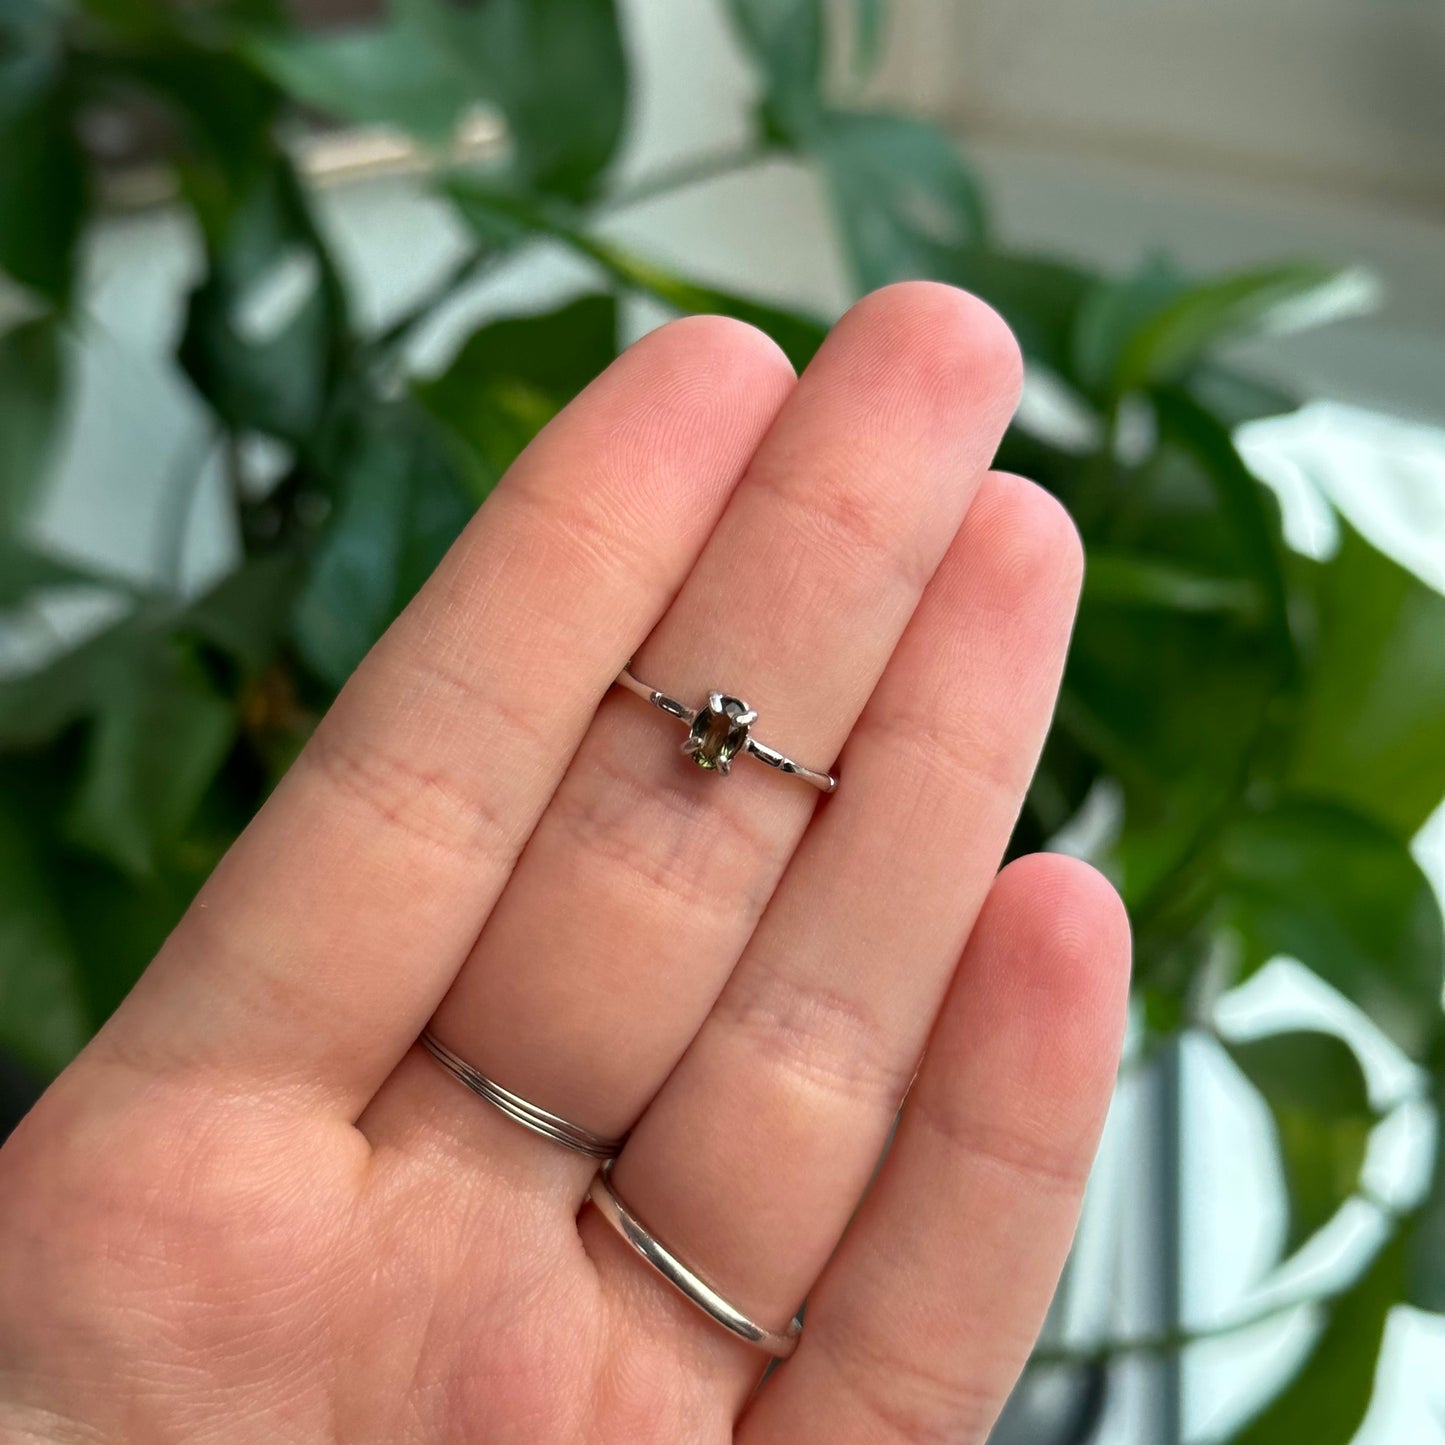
[893,0,1445,210]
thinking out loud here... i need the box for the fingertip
[826,281,1024,435]
[915,851,1131,1182]
[972,474,1086,603]
[994,850,1131,958]
[530,311,798,548]
[627,312,798,394]
[979,850,1133,1059]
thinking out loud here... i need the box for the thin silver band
[588,1161,803,1359]
[615,668,837,794]
[420,1031,626,1160]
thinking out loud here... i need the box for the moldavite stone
[684,693,754,773]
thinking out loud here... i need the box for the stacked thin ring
[419,1030,625,1160]
[588,1160,803,1359]
[419,1031,802,1358]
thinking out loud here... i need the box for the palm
[1,285,1128,1445]
[7,1079,757,1441]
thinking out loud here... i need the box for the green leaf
[728,0,822,91]
[1188,363,1301,429]
[0,1,87,306]
[849,0,885,78]
[1061,620,1275,910]
[1288,522,1445,840]
[0,617,137,748]
[1226,1030,1376,1255]
[1073,255,1186,401]
[1056,381,1304,913]
[107,27,280,197]
[415,292,618,494]
[444,179,830,370]
[65,643,237,878]
[0,794,88,1076]
[0,536,139,609]
[180,551,305,676]
[0,317,67,525]
[0,0,59,109]
[1074,259,1344,401]
[177,155,348,442]
[1407,1043,1445,1313]
[817,109,987,292]
[407,0,626,199]
[0,605,236,879]
[3,726,220,1042]
[1152,388,1294,660]
[0,540,93,607]
[1118,263,1346,394]
[71,0,198,41]
[1216,799,1444,1059]
[1054,398,1291,915]
[243,22,471,145]
[145,46,347,434]
[0,80,87,308]
[181,273,338,443]
[1020,722,1103,851]
[250,0,628,194]
[54,849,206,1030]
[1230,1229,1403,1445]
[292,399,474,688]
[1062,449,1289,906]
[725,0,823,138]
[1081,551,1265,619]
[1233,1025,1376,1121]
[727,7,982,281]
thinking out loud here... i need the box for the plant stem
[598,142,771,215]
[1031,1198,1409,1370]
[221,429,245,514]
[1029,1282,1329,1368]
[373,144,768,358]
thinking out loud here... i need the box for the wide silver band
[588,1161,803,1359]
[615,668,837,794]
[420,1031,626,1160]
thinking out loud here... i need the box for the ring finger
[363,283,1023,1185]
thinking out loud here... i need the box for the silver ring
[615,668,837,794]
[420,1031,625,1160]
[587,1161,803,1359]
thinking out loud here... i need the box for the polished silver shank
[588,1161,803,1358]
[615,668,837,793]
[420,1031,625,1160]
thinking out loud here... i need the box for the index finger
[90,316,796,1114]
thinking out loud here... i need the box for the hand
[0,284,1129,1445]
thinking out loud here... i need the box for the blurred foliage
[1,0,1443,1436]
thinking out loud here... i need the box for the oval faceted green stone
[686,694,751,771]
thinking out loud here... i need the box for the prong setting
[684,692,754,774]
[615,667,836,793]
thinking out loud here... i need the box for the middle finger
[370,283,1022,1186]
